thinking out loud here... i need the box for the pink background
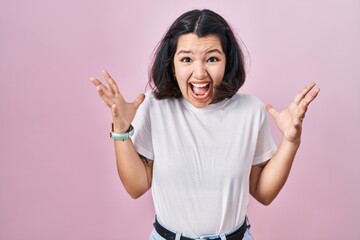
[1,0,359,239]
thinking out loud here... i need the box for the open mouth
[189,82,211,98]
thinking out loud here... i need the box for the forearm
[91,71,150,198]
[114,139,152,199]
[254,138,300,205]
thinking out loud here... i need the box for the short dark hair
[149,9,246,104]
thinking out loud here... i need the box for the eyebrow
[176,48,223,55]
[207,49,223,54]
[176,50,193,55]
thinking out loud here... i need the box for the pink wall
[1,0,359,239]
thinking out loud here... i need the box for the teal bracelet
[110,124,134,141]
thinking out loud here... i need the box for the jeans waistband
[153,218,247,240]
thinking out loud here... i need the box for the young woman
[91,9,319,240]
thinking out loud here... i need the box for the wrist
[110,124,134,141]
[111,122,130,133]
[282,137,301,149]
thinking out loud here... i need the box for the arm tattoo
[257,160,269,169]
[139,154,153,187]
[139,154,153,168]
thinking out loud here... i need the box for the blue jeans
[149,219,254,240]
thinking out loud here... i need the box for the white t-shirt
[132,91,277,237]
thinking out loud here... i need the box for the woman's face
[173,33,226,108]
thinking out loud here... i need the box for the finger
[91,77,114,107]
[297,87,320,115]
[132,94,145,110]
[97,88,115,108]
[266,104,279,119]
[90,77,101,86]
[295,105,307,121]
[90,77,107,91]
[102,70,122,97]
[293,82,316,105]
[301,87,320,106]
[91,77,106,89]
[90,77,112,97]
[294,87,320,123]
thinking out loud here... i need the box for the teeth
[191,83,209,88]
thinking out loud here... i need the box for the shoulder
[144,90,173,104]
[230,93,265,109]
[141,90,163,107]
[136,90,158,116]
[226,93,268,122]
[144,90,155,101]
[141,90,181,114]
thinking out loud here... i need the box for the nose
[193,62,207,80]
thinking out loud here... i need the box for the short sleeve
[132,91,154,160]
[252,107,277,165]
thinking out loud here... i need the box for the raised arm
[250,83,320,205]
[91,70,152,199]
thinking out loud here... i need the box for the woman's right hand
[91,70,145,133]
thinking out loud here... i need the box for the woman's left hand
[266,82,320,144]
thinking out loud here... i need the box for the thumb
[266,104,279,119]
[133,93,145,110]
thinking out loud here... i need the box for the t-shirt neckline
[179,96,230,112]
